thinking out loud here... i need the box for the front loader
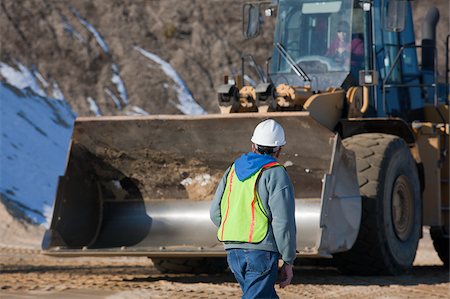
[43,0,449,275]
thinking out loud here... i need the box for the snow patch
[134,46,206,115]
[0,62,67,102]
[181,174,212,187]
[0,83,75,224]
[86,96,102,116]
[34,70,49,88]
[104,88,122,109]
[43,204,54,229]
[68,10,129,108]
[0,62,46,97]
[71,8,110,54]
[126,106,149,116]
[111,64,128,105]
[52,82,65,101]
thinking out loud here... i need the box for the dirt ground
[0,229,448,299]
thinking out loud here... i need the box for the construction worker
[210,119,296,299]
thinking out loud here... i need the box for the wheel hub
[392,175,414,241]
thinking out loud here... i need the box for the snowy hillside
[0,0,447,119]
[0,0,448,230]
[0,5,214,228]
[0,83,76,225]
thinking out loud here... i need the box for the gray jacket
[210,164,297,264]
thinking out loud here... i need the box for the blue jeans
[226,249,279,299]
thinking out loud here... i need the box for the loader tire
[430,226,449,268]
[151,257,228,274]
[334,133,421,275]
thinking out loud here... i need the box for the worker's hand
[279,262,293,288]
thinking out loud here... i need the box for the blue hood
[234,152,277,181]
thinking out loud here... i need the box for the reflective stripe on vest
[217,161,280,243]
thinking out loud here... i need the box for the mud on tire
[151,257,228,274]
[334,133,421,275]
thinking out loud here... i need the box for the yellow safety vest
[217,161,280,243]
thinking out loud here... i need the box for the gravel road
[1,229,448,299]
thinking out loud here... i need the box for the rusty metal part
[274,83,309,109]
[239,86,257,108]
[346,86,369,118]
[275,83,296,107]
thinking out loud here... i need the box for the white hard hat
[251,119,286,147]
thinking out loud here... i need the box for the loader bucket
[42,112,361,258]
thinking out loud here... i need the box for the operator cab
[269,0,364,90]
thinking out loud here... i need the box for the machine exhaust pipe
[421,7,440,71]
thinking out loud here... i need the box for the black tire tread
[334,133,420,275]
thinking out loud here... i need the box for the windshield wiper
[276,43,311,83]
